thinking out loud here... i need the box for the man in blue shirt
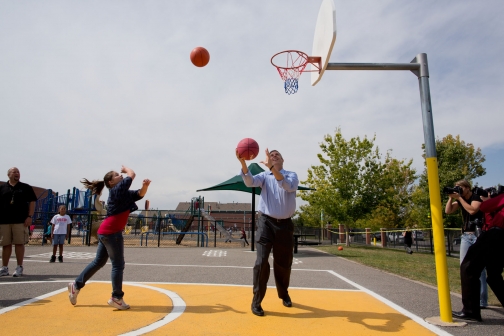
[238,148,299,316]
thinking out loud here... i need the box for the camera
[473,185,504,198]
[467,218,484,237]
[443,186,463,195]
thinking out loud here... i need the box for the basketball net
[271,51,309,95]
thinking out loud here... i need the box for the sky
[1,0,503,210]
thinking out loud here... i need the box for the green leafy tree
[413,134,486,228]
[299,128,416,244]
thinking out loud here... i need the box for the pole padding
[426,157,453,322]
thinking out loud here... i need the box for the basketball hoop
[271,50,321,95]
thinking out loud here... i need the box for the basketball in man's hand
[236,138,259,160]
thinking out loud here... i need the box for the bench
[293,234,320,253]
[298,240,320,246]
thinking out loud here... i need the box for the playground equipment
[33,187,101,245]
[175,196,202,245]
[133,197,208,247]
[199,209,238,244]
[33,192,214,247]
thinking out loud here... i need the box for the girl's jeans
[75,232,125,299]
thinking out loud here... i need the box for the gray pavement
[1,245,503,335]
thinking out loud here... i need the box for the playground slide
[168,224,180,232]
[175,215,196,245]
[199,210,236,242]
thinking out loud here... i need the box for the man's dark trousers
[460,228,504,315]
[252,214,294,307]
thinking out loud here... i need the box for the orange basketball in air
[190,47,210,67]
[236,138,259,161]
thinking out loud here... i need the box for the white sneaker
[13,266,23,277]
[68,282,80,305]
[108,297,130,310]
[0,266,8,276]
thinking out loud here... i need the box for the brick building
[175,201,254,231]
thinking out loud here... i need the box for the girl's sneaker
[108,297,130,310]
[68,282,80,305]
[0,266,8,276]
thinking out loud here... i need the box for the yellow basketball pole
[426,157,452,321]
[417,53,452,322]
[326,53,453,322]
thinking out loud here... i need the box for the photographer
[444,179,488,310]
[453,188,504,322]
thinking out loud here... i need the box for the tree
[299,128,416,244]
[413,134,486,228]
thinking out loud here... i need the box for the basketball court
[0,245,464,336]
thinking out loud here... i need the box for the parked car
[388,232,404,243]
[413,230,424,241]
[358,231,382,241]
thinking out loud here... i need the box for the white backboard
[311,0,337,86]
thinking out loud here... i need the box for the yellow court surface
[0,282,440,335]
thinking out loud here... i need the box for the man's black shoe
[452,310,482,322]
[251,304,264,316]
[282,295,292,308]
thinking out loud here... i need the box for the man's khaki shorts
[0,224,29,246]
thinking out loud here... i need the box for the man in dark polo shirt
[0,167,37,277]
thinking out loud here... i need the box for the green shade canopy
[196,163,314,195]
[196,162,314,252]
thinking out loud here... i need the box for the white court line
[327,270,452,336]
[0,280,360,292]
[0,281,186,336]
[0,287,68,315]
[21,258,318,270]
[119,283,185,336]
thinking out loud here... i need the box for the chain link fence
[27,206,462,257]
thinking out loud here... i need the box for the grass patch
[316,245,501,306]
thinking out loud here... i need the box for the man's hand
[235,149,246,164]
[142,179,151,187]
[236,149,248,174]
[24,216,32,227]
[121,165,128,174]
[260,148,271,168]
[481,195,490,202]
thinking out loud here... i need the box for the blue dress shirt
[241,168,299,219]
